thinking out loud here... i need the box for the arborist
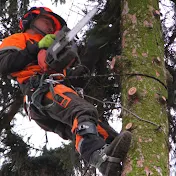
[0,7,132,175]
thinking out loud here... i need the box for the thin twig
[84,94,161,128]
[65,72,167,90]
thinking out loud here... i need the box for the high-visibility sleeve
[0,33,42,75]
[0,41,40,75]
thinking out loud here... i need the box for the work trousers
[25,83,118,161]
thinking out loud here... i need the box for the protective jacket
[0,32,43,83]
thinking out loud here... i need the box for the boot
[89,131,132,176]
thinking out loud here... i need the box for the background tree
[0,130,82,176]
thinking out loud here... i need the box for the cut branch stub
[153,10,160,17]
[128,87,137,96]
[110,55,122,72]
[128,87,139,104]
[152,57,161,65]
[159,96,167,104]
[125,122,133,131]
[110,56,116,70]
[155,93,167,105]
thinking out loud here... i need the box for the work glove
[37,34,56,71]
[38,49,48,72]
[38,34,56,49]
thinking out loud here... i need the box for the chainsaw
[46,6,98,71]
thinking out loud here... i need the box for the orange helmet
[19,7,67,32]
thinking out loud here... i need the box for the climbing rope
[84,94,161,129]
[65,72,167,90]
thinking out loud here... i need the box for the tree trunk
[120,0,170,175]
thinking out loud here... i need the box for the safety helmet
[19,7,67,32]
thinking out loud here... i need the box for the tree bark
[120,0,170,175]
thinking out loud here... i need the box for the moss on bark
[120,0,169,175]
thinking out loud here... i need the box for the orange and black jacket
[0,32,104,87]
[0,32,43,84]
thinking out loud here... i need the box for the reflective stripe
[0,33,42,50]
[97,124,109,140]
[0,46,21,51]
[0,33,43,83]
[76,135,84,153]
[72,118,78,133]
[107,156,121,163]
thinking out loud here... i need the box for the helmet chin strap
[31,24,47,36]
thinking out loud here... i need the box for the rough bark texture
[120,0,169,175]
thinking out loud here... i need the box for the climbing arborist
[0,7,132,175]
